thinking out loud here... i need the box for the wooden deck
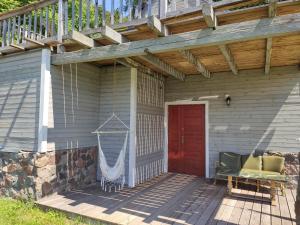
[37,173,297,225]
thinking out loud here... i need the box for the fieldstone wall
[295,152,300,225]
[0,146,97,200]
[266,151,299,188]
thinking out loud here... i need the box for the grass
[0,198,100,225]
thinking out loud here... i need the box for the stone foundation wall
[0,146,97,200]
[266,151,299,188]
[295,152,300,224]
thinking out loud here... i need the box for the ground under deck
[37,173,297,225]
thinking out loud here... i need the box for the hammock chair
[92,61,129,192]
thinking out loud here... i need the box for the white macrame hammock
[92,113,129,192]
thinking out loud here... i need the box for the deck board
[37,173,297,225]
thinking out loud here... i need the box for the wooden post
[270,180,276,206]
[228,176,233,195]
[159,0,167,19]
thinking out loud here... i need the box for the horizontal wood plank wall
[135,70,165,185]
[165,66,300,177]
[47,63,100,151]
[0,50,42,152]
[98,66,131,184]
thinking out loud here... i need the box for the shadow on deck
[37,173,297,225]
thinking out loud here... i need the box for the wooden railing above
[0,0,223,50]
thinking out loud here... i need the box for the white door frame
[164,101,209,178]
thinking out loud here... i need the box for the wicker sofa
[215,152,287,204]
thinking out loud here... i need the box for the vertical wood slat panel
[86,0,91,29]
[7,18,11,45]
[2,20,7,47]
[138,0,142,19]
[119,0,123,23]
[17,16,21,43]
[184,0,189,8]
[148,0,152,17]
[57,0,64,42]
[79,0,83,31]
[128,0,132,21]
[0,21,2,47]
[22,14,26,43]
[102,0,106,26]
[171,0,176,11]
[45,6,49,38]
[51,4,56,36]
[28,13,32,39]
[64,0,69,34]
[39,9,43,39]
[95,0,99,28]
[11,17,16,44]
[111,0,114,25]
[72,0,75,31]
[34,10,38,39]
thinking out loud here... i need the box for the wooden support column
[219,44,238,75]
[265,37,272,75]
[179,50,210,78]
[265,0,277,74]
[38,49,51,152]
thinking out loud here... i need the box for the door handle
[181,136,184,144]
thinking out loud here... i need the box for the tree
[0,0,38,13]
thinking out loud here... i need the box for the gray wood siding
[135,71,165,185]
[47,63,100,150]
[0,50,41,152]
[97,66,131,184]
[165,66,300,177]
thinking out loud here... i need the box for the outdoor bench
[215,152,288,205]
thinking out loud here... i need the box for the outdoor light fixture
[224,94,231,106]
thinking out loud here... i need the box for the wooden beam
[100,23,184,80]
[51,13,300,65]
[101,25,128,43]
[147,16,169,37]
[24,37,45,46]
[10,43,25,50]
[179,50,210,78]
[70,30,98,48]
[140,49,186,81]
[202,3,217,28]
[219,44,238,75]
[269,0,278,17]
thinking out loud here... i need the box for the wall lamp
[224,94,231,106]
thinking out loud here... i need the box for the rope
[112,60,117,114]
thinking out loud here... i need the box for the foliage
[0,198,101,225]
[0,0,38,13]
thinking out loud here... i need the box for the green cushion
[242,155,262,170]
[219,152,241,173]
[263,156,285,173]
[239,168,286,181]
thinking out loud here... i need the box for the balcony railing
[0,0,215,49]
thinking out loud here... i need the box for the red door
[168,104,205,177]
